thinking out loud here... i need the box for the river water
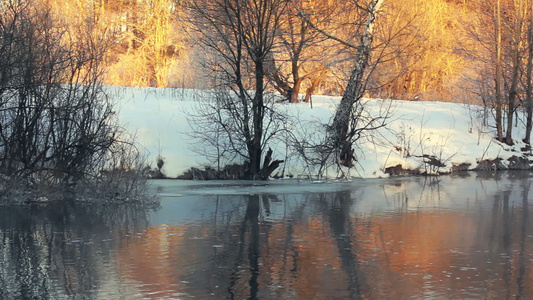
[1,172,532,299]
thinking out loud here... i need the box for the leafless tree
[326,0,385,167]
[523,0,533,144]
[184,0,289,179]
[465,0,532,146]
[265,0,334,103]
[293,0,401,176]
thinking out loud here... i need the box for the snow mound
[113,87,531,178]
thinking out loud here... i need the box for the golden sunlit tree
[371,0,470,101]
[465,0,533,145]
[265,0,337,103]
[103,0,182,87]
[524,0,533,144]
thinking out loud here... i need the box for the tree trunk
[249,59,265,178]
[495,0,504,143]
[291,78,303,103]
[330,0,384,167]
[290,58,300,103]
[304,69,327,103]
[260,148,284,179]
[265,52,292,100]
[505,0,523,146]
[525,0,533,144]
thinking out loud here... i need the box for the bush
[0,1,151,204]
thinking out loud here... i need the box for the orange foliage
[40,0,512,98]
[371,0,475,101]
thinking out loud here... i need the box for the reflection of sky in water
[149,195,244,224]
[148,179,362,224]
[150,193,315,225]
[150,173,533,225]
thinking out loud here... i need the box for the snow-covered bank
[113,87,532,178]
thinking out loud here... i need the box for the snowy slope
[113,87,531,178]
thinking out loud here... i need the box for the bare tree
[294,0,392,174]
[504,0,524,145]
[329,0,384,167]
[184,0,288,179]
[525,0,533,144]
[465,0,532,146]
[265,0,334,103]
[495,0,505,143]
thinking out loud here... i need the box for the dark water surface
[1,172,533,299]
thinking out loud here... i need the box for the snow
[113,86,531,179]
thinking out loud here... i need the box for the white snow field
[112,87,531,178]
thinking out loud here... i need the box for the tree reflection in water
[319,191,364,299]
[0,203,153,299]
[2,173,533,299]
[517,179,530,299]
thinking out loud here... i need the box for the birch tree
[330,0,384,167]
[300,0,386,168]
[289,0,420,176]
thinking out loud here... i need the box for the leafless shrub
[291,99,394,178]
[0,0,151,204]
